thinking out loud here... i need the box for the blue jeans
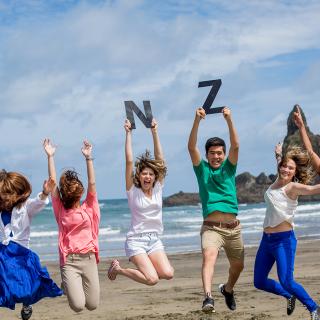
[254,230,317,312]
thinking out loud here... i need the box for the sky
[0,0,320,199]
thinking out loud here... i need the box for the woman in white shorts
[107,118,174,285]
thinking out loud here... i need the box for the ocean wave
[161,231,199,239]
[100,236,126,243]
[296,211,320,218]
[99,227,121,235]
[239,207,266,214]
[170,216,203,223]
[241,221,264,227]
[31,230,58,237]
[241,227,263,234]
[297,203,320,212]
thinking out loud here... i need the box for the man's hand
[196,107,206,121]
[222,106,231,121]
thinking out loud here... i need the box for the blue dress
[0,211,63,310]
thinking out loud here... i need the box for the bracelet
[86,157,94,161]
[42,190,49,196]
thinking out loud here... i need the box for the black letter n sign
[198,79,223,114]
[124,101,153,129]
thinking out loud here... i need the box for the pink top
[51,192,100,266]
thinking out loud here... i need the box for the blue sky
[0,0,320,199]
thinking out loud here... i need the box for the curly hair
[59,170,84,209]
[0,169,32,211]
[133,150,167,188]
[279,146,315,185]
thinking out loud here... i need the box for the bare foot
[108,259,120,280]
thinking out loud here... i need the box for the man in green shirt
[188,106,244,313]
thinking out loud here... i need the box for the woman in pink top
[107,118,174,285]
[43,139,100,312]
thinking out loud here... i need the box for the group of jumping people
[0,105,320,320]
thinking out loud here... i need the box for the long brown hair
[279,146,315,185]
[59,170,84,209]
[0,170,32,211]
[133,150,167,188]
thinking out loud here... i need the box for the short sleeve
[193,159,205,178]
[84,192,100,220]
[224,158,237,176]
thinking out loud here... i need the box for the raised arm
[294,105,320,173]
[39,177,55,201]
[223,107,239,165]
[151,118,164,161]
[43,138,59,197]
[188,107,205,166]
[81,140,96,194]
[124,119,134,191]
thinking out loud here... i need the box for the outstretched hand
[293,105,304,129]
[124,119,132,133]
[42,177,56,195]
[196,107,206,120]
[81,140,93,158]
[43,138,56,157]
[222,106,231,120]
[151,118,158,133]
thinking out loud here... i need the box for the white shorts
[125,232,164,259]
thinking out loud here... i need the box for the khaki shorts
[200,223,244,261]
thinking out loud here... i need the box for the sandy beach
[1,239,319,320]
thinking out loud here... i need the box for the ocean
[30,199,320,261]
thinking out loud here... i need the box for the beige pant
[60,252,100,312]
[200,223,244,261]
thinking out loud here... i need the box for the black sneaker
[21,305,33,320]
[202,295,215,313]
[219,284,236,311]
[287,295,296,315]
[310,307,320,320]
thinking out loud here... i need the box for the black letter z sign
[198,79,223,114]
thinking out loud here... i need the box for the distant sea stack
[283,105,320,155]
[163,106,320,207]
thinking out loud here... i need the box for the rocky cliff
[163,106,320,207]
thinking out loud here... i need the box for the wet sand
[1,240,319,319]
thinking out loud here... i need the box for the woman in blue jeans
[254,146,320,320]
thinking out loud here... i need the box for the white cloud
[0,1,320,197]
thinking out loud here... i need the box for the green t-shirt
[193,158,238,218]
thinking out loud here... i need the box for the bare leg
[148,250,174,280]
[108,254,159,286]
[225,258,244,293]
[202,248,219,297]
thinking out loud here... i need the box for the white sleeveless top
[126,181,163,237]
[263,185,298,228]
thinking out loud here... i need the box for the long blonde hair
[133,150,167,188]
[279,146,315,185]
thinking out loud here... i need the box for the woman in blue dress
[0,169,62,319]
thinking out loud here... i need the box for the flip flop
[108,259,120,281]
